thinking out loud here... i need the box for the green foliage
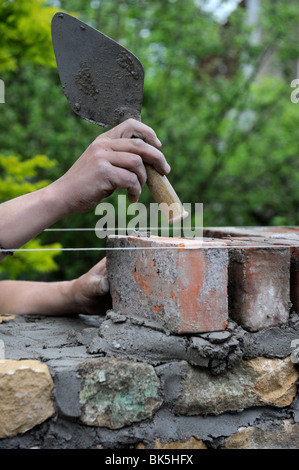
[0,0,62,280]
[0,152,62,279]
[0,153,55,199]
[69,0,299,229]
[0,240,61,280]
[0,0,58,72]
[1,0,299,281]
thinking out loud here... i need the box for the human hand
[70,257,112,315]
[53,119,170,213]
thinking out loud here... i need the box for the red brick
[203,226,299,239]
[204,228,299,327]
[226,230,299,315]
[290,247,299,313]
[255,241,299,315]
[106,235,228,334]
[226,236,299,316]
[226,242,290,332]
[203,226,299,327]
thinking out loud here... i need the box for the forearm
[0,182,70,260]
[0,279,80,316]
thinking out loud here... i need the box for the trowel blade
[51,12,144,127]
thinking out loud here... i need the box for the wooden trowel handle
[145,163,188,224]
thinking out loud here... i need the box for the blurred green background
[1,0,299,282]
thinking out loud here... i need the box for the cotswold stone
[0,314,15,324]
[137,437,207,449]
[0,359,55,438]
[248,356,298,407]
[153,437,207,449]
[222,420,299,449]
[175,356,297,416]
[79,358,162,429]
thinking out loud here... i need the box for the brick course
[107,231,297,333]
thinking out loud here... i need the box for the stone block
[78,357,162,429]
[106,235,228,334]
[0,359,55,438]
[137,437,207,449]
[222,419,299,449]
[173,356,297,416]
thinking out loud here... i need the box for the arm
[0,119,169,260]
[0,258,111,316]
[0,119,169,315]
[0,184,70,261]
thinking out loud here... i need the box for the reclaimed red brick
[227,243,290,332]
[203,226,299,240]
[235,237,299,316]
[106,235,228,334]
[290,247,299,313]
[204,227,299,318]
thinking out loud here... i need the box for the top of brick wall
[106,227,299,334]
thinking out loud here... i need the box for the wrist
[42,179,74,220]
[57,279,82,313]
[66,277,92,314]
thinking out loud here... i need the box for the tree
[2,0,299,282]
[0,0,62,280]
[0,0,58,72]
[59,0,299,228]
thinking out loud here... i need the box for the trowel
[51,12,188,224]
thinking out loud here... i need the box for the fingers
[64,119,171,211]
[97,260,110,295]
[104,118,163,150]
[94,125,171,202]
[105,148,147,187]
[89,258,109,296]
[105,164,143,203]
[88,257,107,278]
[99,277,110,295]
[86,258,110,296]
[107,138,170,175]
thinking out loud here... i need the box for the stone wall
[1,226,299,450]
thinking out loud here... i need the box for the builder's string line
[1,228,298,252]
[1,245,299,253]
[43,227,204,231]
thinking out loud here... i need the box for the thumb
[98,276,110,295]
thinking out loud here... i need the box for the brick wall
[1,227,299,450]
